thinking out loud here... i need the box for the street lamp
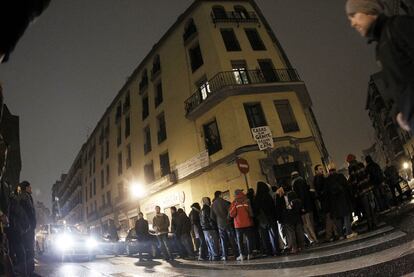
[403,162,410,170]
[130,181,146,199]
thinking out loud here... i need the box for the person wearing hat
[347,154,378,231]
[19,181,37,276]
[229,189,254,261]
[346,0,414,132]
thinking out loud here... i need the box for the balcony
[185,68,301,118]
[211,11,259,25]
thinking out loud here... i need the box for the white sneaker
[346,232,358,239]
[236,255,244,261]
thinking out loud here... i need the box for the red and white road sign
[236,158,250,174]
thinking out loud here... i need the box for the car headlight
[87,237,98,249]
[55,234,74,251]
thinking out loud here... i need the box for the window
[196,77,211,100]
[139,70,148,92]
[155,82,163,107]
[152,55,161,77]
[189,44,204,72]
[125,116,130,138]
[232,60,249,84]
[100,144,104,164]
[244,103,267,128]
[100,170,104,188]
[220,29,241,51]
[92,156,96,173]
[118,152,123,175]
[144,162,155,184]
[94,201,97,212]
[124,92,130,112]
[157,113,167,144]
[212,6,226,19]
[126,144,132,168]
[89,183,92,198]
[117,125,122,146]
[258,60,278,82]
[142,96,149,120]
[234,5,249,19]
[274,100,300,133]
[102,195,105,207]
[106,164,110,184]
[93,179,96,196]
[105,140,109,159]
[107,191,111,205]
[115,103,122,123]
[85,187,88,202]
[118,182,124,200]
[144,126,152,154]
[203,119,222,155]
[183,18,197,42]
[245,28,266,51]
[160,152,171,177]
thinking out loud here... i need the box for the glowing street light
[403,162,410,170]
[130,182,146,199]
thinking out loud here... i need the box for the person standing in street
[347,154,378,231]
[134,212,153,262]
[18,181,36,277]
[189,203,208,260]
[384,161,404,205]
[152,206,173,261]
[200,197,220,261]
[170,206,185,258]
[291,172,318,244]
[173,208,195,259]
[365,156,389,212]
[210,191,239,261]
[229,189,255,261]
[346,0,414,132]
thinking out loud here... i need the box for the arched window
[234,5,249,19]
[183,18,197,42]
[212,6,226,19]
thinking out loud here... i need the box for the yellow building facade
[58,0,329,232]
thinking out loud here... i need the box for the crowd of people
[132,155,411,262]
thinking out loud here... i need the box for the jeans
[156,233,172,259]
[325,213,338,240]
[333,214,353,237]
[360,192,378,230]
[203,230,219,260]
[235,227,253,256]
[218,226,239,258]
[23,230,35,275]
[137,239,154,260]
[302,212,318,242]
[259,223,280,255]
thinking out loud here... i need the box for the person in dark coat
[210,191,239,260]
[174,209,195,259]
[325,164,357,239]
[346,0,414,131]
[134,212,153,261]
[384,161,404,205]
[291,172,318,244]
[200,197,219,261]
[0,0,51,63]
[365,156,388,211]
[170,206,185,258]
[347,154,378,231]
[246,188,260,253]
[189,203,208,260]
[275,182,305,254]
[254,182,280,256]
[18,181,36,276]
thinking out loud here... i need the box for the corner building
[74,0,329,232]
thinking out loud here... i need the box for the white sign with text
[251,126,274,151]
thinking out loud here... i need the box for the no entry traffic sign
[236,158,250,174]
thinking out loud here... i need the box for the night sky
[0,0,379,208]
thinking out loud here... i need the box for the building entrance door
[273,161,306,186]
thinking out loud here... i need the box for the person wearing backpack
[346,0,414,132]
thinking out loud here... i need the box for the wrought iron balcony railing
[185,68,300,116]
[211,11,259,24]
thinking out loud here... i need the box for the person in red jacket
[229,189,254,261]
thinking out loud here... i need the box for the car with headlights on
[35,224,98,260]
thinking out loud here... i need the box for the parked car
[35,224,98,260]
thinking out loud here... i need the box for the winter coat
[135,218,150,241]
[200,205,217,231]
[314,174,329,213]
[384,165,401,186]
[174,210,192,237]
[19,191,36,230]
[210,197,231,229]
[189,208,203,238]
[7,193,30,238]
[253,183,277,228]
[171,212,178,233]
[325,172,352,218]
[292,176,313,213]
[275,190,302,225]
[152,213,170,235]
[367,15,414,129]
[229,193,254,229]
[365,162,385,187]
[348,161,373,197]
